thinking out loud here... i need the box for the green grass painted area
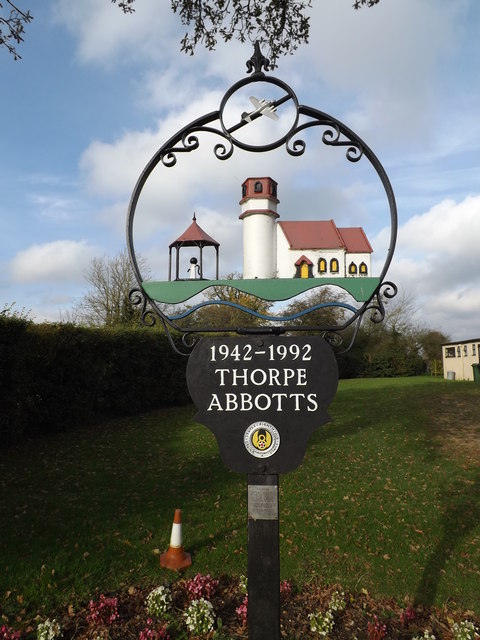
[1,377,480,623]
[142,277,380,303]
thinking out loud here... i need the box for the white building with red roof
[240,176,373,280]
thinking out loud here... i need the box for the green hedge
[0,318,189,444]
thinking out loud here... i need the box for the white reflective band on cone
[170,522,182,548]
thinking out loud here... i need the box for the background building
[442,339,480,381]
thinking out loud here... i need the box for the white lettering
[225,393,238,411]
[307,393,318,411]
[231,369,249,386]
[297,369,307,385]
[254,393,271,410]
[250,369,268,386]
[240,393,253,411]
[291,393,306,411]
[207,394,223,411]
[207,392,318,412]
[271,393,288,410]
[213,367,309,387]
[215,368,229,386]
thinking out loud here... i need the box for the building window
[330,258,339,273]
[254,181,263,193]
[348,262,357,275]
[464,345,468,356]
[270,181,277,197]
[457,346,461,356]
[473,344,477,356]
[242,184,247,198]
[318,258,327,274]
[445,347,455,358]
[359,262,368,275]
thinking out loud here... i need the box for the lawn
[1,376,480,633]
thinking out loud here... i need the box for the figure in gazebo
[168,213,220,281]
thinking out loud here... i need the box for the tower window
[271,181,277,197]
[254,181,263,193]
[242,184,247,197]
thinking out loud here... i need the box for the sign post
[247,473,280,639]
[186,335,338,639]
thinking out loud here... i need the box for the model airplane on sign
[241,96,279,123]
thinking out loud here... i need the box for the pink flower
[400,605,416,626]
[185,573,219,601]
[280,580,292,595]
[138,618,171,639]
[235,595,248,627]
[86,594,119,626]
[367,614,387,640]
[0,625,21,640]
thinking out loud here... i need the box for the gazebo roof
[169,214,219,248]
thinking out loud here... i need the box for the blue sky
[1,0,480,340]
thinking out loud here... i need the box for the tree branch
[0,0,33,60]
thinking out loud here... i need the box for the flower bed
[2,575,479,639]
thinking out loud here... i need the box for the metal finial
[246,41,270,76]
[193,212,196,221]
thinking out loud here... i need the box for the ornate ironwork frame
[126,44,397,355]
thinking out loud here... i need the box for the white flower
[37,618,61,640]
[308,609,334,636]
[412,631,436,640]
[145,585,172,617]
[451,620,479,640]
[239,574,248,595]
[329,590,346,612]
[184,598,215,634]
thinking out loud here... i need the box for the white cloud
[30,194,80,222]
[373,194,480,339]
[10,240,98,283]
[51,0,178,65]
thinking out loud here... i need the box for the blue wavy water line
[168,299,358,322]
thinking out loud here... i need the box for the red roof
[278,220,372,253]
[337,227,373,253]
[279,220,344,250]
[294,255,313,266]
[170,215,219,248]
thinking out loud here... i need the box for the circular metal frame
[126,45,397,355]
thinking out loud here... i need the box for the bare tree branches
[0,0,32,59]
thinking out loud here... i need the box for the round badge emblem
[244,421,280,458]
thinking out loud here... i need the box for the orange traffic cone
[160,508,192,570]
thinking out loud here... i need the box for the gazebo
[168,214,220,281]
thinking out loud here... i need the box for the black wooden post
[247,473,280,640]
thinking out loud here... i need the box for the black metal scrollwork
[129,287,157,328]
[125,44,397,355]
[246,41,271,75]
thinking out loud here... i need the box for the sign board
[186,335,338,474]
